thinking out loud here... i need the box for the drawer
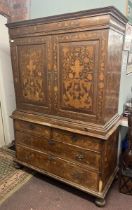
[15,120,51,139]
[15,131,101,170]
[16,145,98,191]
[53,128,101,152]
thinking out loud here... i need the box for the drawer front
[15,131,101,170]
[16,145,98,191]
[53,128,101,152]
[15,120,51,139]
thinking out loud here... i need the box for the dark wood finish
[52,128,101,151]
[53,32,100,122]
[7,6,127,205]
[104,30,124,123]
[15,120,51,139]
[16,145,98,190]
[10,36,52,114]
[15,130,101,171]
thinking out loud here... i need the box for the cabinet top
[7,6,127,28]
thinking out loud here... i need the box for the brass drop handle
[29,124,35,130]
[48,139,55,145]
[25,155,29,161]
[75,153,85,161]
[30,153,35,159]
[48,154,55,161]
[72,134,78,142]
[72,172,82,180]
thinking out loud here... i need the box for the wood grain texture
[52,128,101,152]
[10,36,52,113]
[7,7,127,203]
[52,31,106,123]
[16,145,99,191]
[15,120,51,139]
[104,30,124,123]
[15,130,101,171]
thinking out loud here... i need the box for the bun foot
[95,198,106,207]
[14,162,22,169]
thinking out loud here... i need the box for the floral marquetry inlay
[60,42,98,112]
[18,44,46,104]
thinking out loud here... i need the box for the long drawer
[15,120,51,139]
[16,145,98,191]
[15,131,101,170]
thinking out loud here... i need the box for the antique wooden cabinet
[7,7,127,206]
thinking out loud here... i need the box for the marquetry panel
[52,31,107,123]
[60,42,97,112]
[11,36,52,113]
[19,45,45,103]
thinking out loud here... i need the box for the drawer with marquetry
[16,145,99,191]
[15,131,101,171]
[52,128,101,152]
[14,119,51,139]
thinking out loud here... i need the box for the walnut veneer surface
[7,6,127,203]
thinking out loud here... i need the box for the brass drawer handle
[72,172,82,180]
[75,153,85,161]
[48,154,55,161]
[24,153,32,162]
[48,139,55,145]
[30,153,35,159]
[29,124,35,130]
[72,134,78,142]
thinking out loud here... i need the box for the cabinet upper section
[7,7,128,133]
[7,6,127,38]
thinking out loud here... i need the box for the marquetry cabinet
[7,7,127,206]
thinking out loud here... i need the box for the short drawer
[14,120,51,139]
[53,128,101,152]
[16,145,98,191]
[15,131,101,170]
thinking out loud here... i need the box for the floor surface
[0,173,132,210]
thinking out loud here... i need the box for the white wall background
[0,15,16,147]
[31,0,126,18]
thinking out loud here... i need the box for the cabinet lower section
[14,118,119,199]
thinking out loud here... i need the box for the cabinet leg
[14,162,22,169]
[95,197,106,207]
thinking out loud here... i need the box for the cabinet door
[52,31,107,123]
[11,36,52,114]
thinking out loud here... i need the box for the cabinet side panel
[104,30,124,122]
[101,129,119,189]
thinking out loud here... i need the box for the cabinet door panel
[11,36,52,113]
[53,31,107,122]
